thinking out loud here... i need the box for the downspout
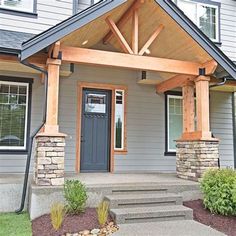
[15,59,48,214]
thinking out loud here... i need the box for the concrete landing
[113,220,225,236]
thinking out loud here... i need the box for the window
[167,95,183,152]
[174,0,220,42]
[0,0,35,13]
[85,93,106,113]
[73,0,104,14]
[0,80,31,151]
[114,89,125,151]
[166,93,196,154]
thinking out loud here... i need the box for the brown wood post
[194,75,212,139]
[44,58,61,134]
[182,81,195,134]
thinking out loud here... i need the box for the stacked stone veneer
[34,136,65,186]
[176,140,219,181]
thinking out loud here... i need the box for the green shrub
[96,200,109,226]
[64,180,88,214]
[200,168,236,216]
[50,202,65,230]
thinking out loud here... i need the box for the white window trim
[175,0,220,42]
[114,89,125,151]
[0,0,35,14]
[0,81,29,150]
[167,95,183,152]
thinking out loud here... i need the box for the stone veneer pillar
[34,135,66,186]
[176,140,219,181]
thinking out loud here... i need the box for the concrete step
[110,205,193,224]
[110,184,168,195]
[105,193,182,208]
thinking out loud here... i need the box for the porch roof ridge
[20,0,236,80]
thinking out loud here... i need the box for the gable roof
[20,0,236,79]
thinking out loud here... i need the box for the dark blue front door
[80,88,111,172]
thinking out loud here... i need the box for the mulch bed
[184,200,236,236]
[32,208,112,236]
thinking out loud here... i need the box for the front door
[80,88,111,172]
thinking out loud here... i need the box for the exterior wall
[1,66,234,173]
[0,0,235,61]
[0,0,73,34]
[210,91,235,167]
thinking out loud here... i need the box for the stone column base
[34,135,66,186]
[176,140,219,181]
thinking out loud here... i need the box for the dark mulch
[32,208,112,236]
[184,200,236,236]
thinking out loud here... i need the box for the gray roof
[0,29,34,53]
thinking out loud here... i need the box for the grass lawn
[0,212,32,236]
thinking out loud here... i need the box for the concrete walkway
[113,220,225,236]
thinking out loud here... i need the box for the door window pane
[0,81,28,149]
[0,0,34,13]
[115,90,124,149]
[85,93,106,113]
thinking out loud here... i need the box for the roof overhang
[20,0,236,80]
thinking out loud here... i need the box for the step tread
[105,193,181,201]
[110,205,192,215]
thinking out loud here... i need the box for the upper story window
[0,0,35,13]
[74,0,103,14]
[174,0,220,42]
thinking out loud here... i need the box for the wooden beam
[105,17,133,54]
[195,75,212,139]
[156,74,195,93]
[202,60,218,75]
[132,9,139,54]
[43,58,61,134]
[139,24,164,56]
[103,0,143,44]
[182,81,195,134]
[61,46,202,75]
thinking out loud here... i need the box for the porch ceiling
[60,0,212,82]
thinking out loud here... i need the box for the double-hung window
[166,93,196,154]
[0,0,35,14]
[174,0,220,42]
[0,79,31,152]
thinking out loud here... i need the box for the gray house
[0,0,236,187]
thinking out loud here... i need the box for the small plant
[96,200,110,227]
[200,168,236,216]
[50,202,65,230]
[64,180,88,214]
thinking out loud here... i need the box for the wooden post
[195,75,212,139]
[182,81,195,134]
[44,58,61,134]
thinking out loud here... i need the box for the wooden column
[195,75,212,139]
[182,81,195,134]
[44,58,61,134]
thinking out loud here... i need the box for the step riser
[111,189,167,195]
[109,199,182,209]
[112,211,193,224]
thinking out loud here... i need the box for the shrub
[50,202,65,230]
[96,200,110,227]
[64,180,88,214]
[200,168,236,216]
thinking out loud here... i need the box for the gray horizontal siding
[210,91,234,168]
